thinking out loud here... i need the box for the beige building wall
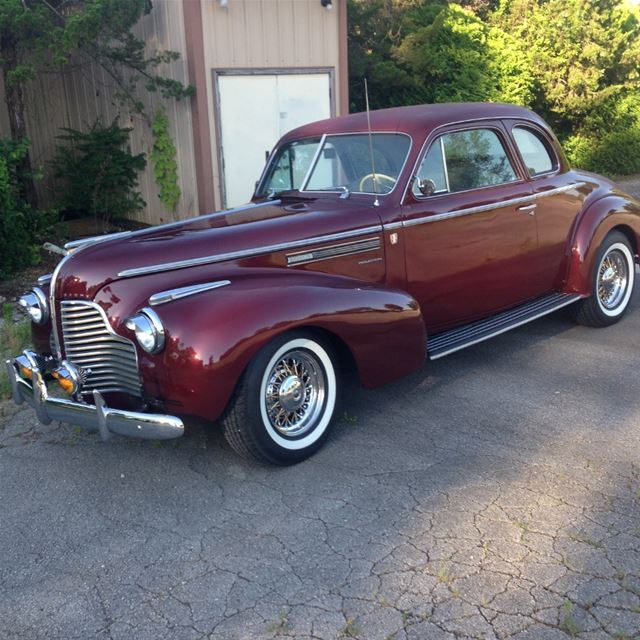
[0,0,347,223]
[199,0,345,209]
[0,0,199,225]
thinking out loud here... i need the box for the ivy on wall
[150,108,181,213]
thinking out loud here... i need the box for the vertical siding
[0,0,198,225]
[200,0,342,207]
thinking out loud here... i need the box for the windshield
[257,133,411,197]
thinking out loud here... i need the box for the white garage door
[217,72,332,208]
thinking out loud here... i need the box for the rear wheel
[222,331,339,464]
[572,231,636,327]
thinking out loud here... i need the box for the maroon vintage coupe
[7,103,639,464]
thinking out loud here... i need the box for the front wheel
[572,231,636,327]
[222,331,339,464]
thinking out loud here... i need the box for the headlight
[17,287,49,325]
[125,307,165,354]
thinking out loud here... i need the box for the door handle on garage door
[517,203,537,215]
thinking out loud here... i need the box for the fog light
[14,354,33,380]
[20,365,33,380]
[52,362,81,395]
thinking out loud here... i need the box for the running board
[427,292,582,360]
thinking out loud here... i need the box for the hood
[53,196,381,301]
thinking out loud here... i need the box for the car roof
[280,102,548,142]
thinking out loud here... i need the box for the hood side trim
[149,280,232,306]
[117,225,383,278]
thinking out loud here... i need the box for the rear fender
[564,195,640,295]
[103,270,426,422]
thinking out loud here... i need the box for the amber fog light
[17,287,49,325]
[52,362,81,395]
[14,354,33,380]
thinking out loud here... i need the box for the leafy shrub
[564,94,640,175]
[565,129,640,176]
[0,138,56,280]
[53,118,146,222]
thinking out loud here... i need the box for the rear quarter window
[512,126,558,176]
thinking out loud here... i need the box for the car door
[401,123,546,332]
[508,122,587,291]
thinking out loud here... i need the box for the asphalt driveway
[1,284,639,640]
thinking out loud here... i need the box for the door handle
[517,203,537,215]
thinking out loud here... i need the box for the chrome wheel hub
[265,349,326,437]
[278,375,305,412]
[598,250,628,310]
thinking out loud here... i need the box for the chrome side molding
[287,237,380,266]
[404,182,587,227]
[118,226,383,278]
[149,280,232,306]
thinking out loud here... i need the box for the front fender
[564,194,640,295]
[100,270,426,422]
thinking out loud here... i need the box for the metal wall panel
[0,0,198,225]
[200,0,342,208]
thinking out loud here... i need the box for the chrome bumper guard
[5,356,184,441]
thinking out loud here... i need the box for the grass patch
[559,600,581,638]
[340,411,358,425]
[568,530,604,549]
[341,618,362,638]
[265,609,292,635]
[0,303,31,400]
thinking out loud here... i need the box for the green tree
[348,2,533,112]
[0,0,193,205]
[493,0,640,133]
[53,119,146,223]
[395,4,534,105]
[348,0,640,174]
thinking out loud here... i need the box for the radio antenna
[364,78,380,207]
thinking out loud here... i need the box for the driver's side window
[413,128,517,197]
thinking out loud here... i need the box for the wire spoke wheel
[597,249,628,310]
[572,232,635,327]
[264,349,326,438]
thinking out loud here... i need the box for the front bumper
[5,354,184,441]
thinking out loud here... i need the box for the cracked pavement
[1,287,639,640]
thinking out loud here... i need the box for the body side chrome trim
[37,273,52,286]
[287,237,380,266]
[149,280,232,306]
[118,225,383,278]
[404,182,586,228]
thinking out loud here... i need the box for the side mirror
[418,178,437,197]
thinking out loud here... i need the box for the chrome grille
[60,301,142,396]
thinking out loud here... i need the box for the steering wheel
[358,173,396,193]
